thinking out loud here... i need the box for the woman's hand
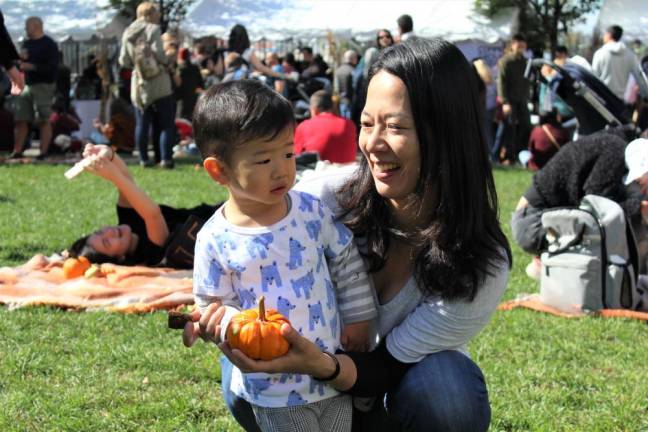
[218,323,335,377]
[82,143,113,161]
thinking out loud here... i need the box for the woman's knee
[386,350,491,432]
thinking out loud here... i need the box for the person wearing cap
[511,128,646,279]
[624,138,648,273]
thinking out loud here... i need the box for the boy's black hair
[193,79,295,163]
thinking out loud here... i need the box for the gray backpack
[540,194,643,312]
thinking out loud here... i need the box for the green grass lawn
[1,163,647,431]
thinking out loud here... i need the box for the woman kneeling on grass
[67,144,222,268]
[187,38,511,431]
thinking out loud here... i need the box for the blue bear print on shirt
[279,373,303,384]
[329,314,338,338]
[291,219,298,228]
[334,221,352,246]
[215,230,238,254]
[309,378,326,396]
[291,270,314,299]
[276,296,296,319]
[316,246,325,273]
[287,390,307,407]
[226,259,246,281]
[206,258,226,287]
[286,237,306,270]
[308,301,326,331]
[315,337,328,352]
[305,220,321,241]
[260,261,282,292]
[243,377,272,400]
[247,233,274,259]
[238,287,257,309]
[325,279,335,309]
[298,193,318,213]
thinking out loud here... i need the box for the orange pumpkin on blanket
[226,296,291,360]
[62,256,91,279]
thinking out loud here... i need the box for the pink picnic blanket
[0,255,194,313]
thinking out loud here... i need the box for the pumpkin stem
[258,295,266,322]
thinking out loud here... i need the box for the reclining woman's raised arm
[83,144,169,246]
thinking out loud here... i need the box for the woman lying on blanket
[186,39,511,432]
[67,144,222,268]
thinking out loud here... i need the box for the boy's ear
[203,157,229,185]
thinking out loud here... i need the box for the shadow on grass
[0,195,14,203]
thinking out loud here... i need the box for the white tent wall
[595,0,648,43]
[183,0,516,65]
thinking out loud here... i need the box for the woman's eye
[360,122,373,129]
[387,123,402,130]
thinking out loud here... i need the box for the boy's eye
[255,159,271,165]
[285,152,294,159]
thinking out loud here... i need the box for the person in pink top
[294,90,357,163]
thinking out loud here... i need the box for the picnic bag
[539,194,643,313]
[133,33,161,80]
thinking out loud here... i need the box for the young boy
[191,80,376,431]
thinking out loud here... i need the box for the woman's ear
[203,157,229,185]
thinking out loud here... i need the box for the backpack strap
[541,124,561,151]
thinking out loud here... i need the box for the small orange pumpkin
[63,256,91,279]
[226,296,291,360]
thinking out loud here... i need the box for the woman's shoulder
[293,163,359,214]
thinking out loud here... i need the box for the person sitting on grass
[184,38,511,432]
[67,144,222,268]
[512,127,646,279]
[184,79,377,432]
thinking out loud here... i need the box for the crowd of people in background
[1,4,647,175]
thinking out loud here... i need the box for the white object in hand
[64,157,93,179]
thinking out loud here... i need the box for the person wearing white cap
[624,138,648,274]
[511,128,645,279]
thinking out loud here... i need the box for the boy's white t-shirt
[193,190,354,407]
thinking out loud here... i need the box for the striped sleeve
[328,241,377,324]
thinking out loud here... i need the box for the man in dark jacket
[493,33,531,164]
[11,16,58,159]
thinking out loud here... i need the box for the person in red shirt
[527,110,571,170]
[294,90,357,163]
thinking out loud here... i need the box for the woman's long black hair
[338,38,511,302]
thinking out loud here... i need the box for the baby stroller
[526,59,633,136]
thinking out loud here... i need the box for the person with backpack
[511,127,646,279]
[118,1,175,169]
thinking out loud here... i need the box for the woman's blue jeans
[219,350,490,432]
[134,94,175,164]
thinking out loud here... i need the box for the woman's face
[377,32,393,49]
[87,225,133,258]
[359,71,421,210]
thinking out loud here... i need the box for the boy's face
[223,127,296,209]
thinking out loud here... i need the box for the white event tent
[182,0,516,62]
[1,0,123,42]
[595,0,648,42]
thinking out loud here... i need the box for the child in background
[190,79,376,431]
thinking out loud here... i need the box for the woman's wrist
[313,351,340,381]
[312,351,339,381]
